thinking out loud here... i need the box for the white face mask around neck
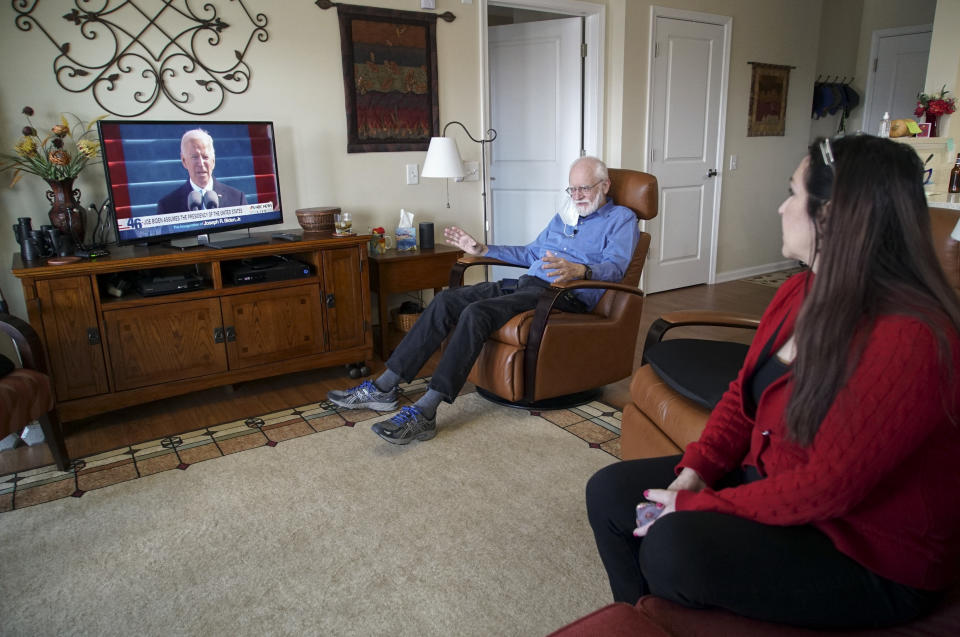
[558,196,580,227]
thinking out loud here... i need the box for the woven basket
[393,309,421,332]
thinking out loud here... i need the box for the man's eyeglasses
[565,180,604,196]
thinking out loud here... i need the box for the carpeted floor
[0,381,622,636]
[1,379,622,513]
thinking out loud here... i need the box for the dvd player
[138,273,204,296]
[226,255,313,285]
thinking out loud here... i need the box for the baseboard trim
[715,259,800,284]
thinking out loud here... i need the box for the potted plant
[914,86,957,137]
[0,106,103,242]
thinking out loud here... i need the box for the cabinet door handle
[87,327,101,345]
[225,326,236,342]
[214,327,225,344]
[326,293,336,308]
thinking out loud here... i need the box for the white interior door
[645,16,726,293]
[862,27,931,134]
[488,17,582,282]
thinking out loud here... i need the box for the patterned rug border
[0,379,622,514]
[742,265,807,288]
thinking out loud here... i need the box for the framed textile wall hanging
[747,62,793,137]
[334,3,441,153]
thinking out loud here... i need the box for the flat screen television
[97,120,283,248]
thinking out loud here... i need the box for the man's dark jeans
[386,275,586,401]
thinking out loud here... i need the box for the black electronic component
[224,255,312,285]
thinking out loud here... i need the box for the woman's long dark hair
[786,135,960,446]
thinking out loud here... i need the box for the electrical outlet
[729,154,738,171]
[406,163,419,185]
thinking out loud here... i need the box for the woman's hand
[443,226,486,255]
[633,489,677,537]
[668,467,707,493]
[633,468,705,537]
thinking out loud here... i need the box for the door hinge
[87,327,100,345]
[649,148,655,164]
[655,42,660,58]
[363,320,369,332]
[873,57,878,73]
[581,42,587,58]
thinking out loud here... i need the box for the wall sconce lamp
[422,120,497,242]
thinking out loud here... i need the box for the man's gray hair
[181,128,215,158]
[571,156,608,181]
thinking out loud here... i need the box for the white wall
[619,0,824,278]
[0,0,483,317]
[3,0,954,322]
[928,0,960,140]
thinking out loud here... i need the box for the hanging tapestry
[335,3,440,152]
[748,63,792,137]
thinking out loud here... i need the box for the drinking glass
[334,212,353,234]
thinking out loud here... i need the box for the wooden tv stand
[11,232,373,422]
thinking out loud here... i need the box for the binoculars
[13,217,74,262]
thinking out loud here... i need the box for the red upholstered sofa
[549,585,960,637]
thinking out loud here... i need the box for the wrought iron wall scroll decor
[12,0,270,117]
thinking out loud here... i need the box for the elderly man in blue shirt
[329,156,640,444]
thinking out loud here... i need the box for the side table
[368,244,464,360]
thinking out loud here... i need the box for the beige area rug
[742,265,807,288]
[0,384,622,636]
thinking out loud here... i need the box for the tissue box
[396,226,417,251]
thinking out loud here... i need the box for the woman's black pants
[585,455,939,629]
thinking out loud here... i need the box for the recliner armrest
[449,256,526,288]
[0,313,45,372]
[552,279,645,297]
[642,310,760,359]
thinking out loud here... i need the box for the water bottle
[878,112,891,137]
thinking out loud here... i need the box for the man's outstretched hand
[444,226,487,256]
[542,250,587,283]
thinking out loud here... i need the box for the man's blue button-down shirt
[485,197,640,310]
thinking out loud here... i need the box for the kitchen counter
[926,192,960,210]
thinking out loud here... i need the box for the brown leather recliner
[621,204,960,460]
[448,168,658,407]
[1,310,71,471]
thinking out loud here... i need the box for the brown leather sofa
[553,206,960,635]
[622,205,960,461]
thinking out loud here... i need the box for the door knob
[707,169,718,178]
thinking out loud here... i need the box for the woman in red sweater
[587,134,960,629]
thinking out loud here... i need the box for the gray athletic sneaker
[371,406,437,445]
[328,380,398,411]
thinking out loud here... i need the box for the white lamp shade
[422,136,465,178]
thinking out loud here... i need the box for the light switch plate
[406,163,419,185]
[420,0,436,9]
[462,161,479,181]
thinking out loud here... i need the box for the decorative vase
[925,111,940,137]
[45,178,84,243]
